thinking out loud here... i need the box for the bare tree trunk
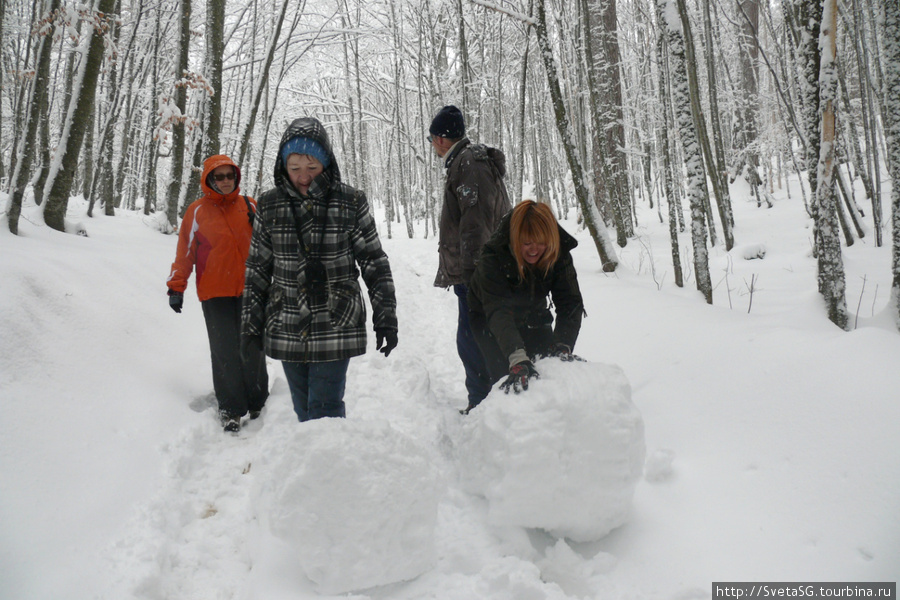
[882,0,900,328]
[32,68,51,206]
[84,104,97,212]
[656,13,684,289]
[143,1,162,216]
[702,0,735,243]
[835,59,876,235]
[44,0,117,232]
[164,0,191,230]
[200,0,225,158]
[593,0,633,239]
[515,0,535,205]
[663,0,713,303]
[534,0,617,271]
[581,0,627,247]
[6,0,59,234]
[456,0,472,118]
[205,0,225,157]
[848,0,882,245]
[674,0,719,250]
[92,0,122,217]
[0,0,5,184]
[814,0,848,329]
[791,0,821,204]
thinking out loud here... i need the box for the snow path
[102,237,592,599]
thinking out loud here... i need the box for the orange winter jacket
[166,155,257,301]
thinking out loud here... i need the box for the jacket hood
[201,154,242,202]
[274,117,341,197]
[486,209,578,254]
[445,139,508,179]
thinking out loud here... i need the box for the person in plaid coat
[241,117,398,422]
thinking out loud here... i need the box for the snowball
[262,418,442,594]
[457,359,645,542]
[645,448,676,483]
[739,244,767,260]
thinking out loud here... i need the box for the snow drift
[456,359,645,542]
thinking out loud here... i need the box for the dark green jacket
[467,212,584,360]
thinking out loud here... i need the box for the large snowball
[263,418,442,594]
[457,359,645,542]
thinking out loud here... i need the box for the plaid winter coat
[434,139,511,287]
[241,118,397,363]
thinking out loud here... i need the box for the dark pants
[282,359,351,422]
[454,284,493,409]
[201,296,269,419]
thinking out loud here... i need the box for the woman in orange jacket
[166,154,268,433]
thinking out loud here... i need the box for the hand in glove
[500,360,539,394]
[549,342,575,361]
[549,342,584,362]
[241,335,263,363]
[375,328,398,357]
[168,289,183,313]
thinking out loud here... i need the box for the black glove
[500,360,539,394]
[375,328,398,357]
[168,290,183,313]
[550,342,575,361]
[241,335,263,363]
[549,342,585,362]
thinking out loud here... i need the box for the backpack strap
[243,195,255,226]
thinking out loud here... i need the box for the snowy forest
[2,0,900,327]
[3,1,900,597]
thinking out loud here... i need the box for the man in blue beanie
[428,105,511,414]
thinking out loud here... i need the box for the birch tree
[655,5,683,288]
[661,0,713,304]
[788,0,820,204]
[883,0,900,328]
[813,0,847,329]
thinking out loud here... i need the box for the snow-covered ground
[2,174,899,599]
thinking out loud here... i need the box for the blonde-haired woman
[466,200,585,411]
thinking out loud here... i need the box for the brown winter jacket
[434,138,512,287]
[166,155,256,301]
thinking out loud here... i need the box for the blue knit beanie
[429,105,465,139]
[280,137,330,168]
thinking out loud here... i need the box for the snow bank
[259,418,442,594]
[457,359,645,542]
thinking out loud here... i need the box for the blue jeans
[281,359,350,422]
[454,284,492,408]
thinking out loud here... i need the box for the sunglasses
[212,172,235,182]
